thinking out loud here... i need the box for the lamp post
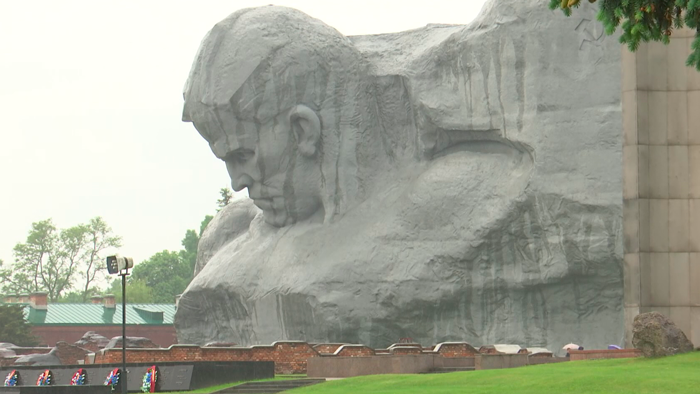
[107,255,133,394]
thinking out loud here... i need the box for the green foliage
[549,0,700,69]
[56,290,95,303]
[0,218,121,301]
[0,304,40,346]
[180,229,199,272]
[129,251,191,303]
[107,278,154,304]
[200,215,213,236]
[1,219,72,300]
[217,188,233,211]
[79,217,122,301]
[292,352,700,394]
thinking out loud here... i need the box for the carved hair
[182,6,378,222]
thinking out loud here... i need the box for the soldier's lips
[251,198,276,210]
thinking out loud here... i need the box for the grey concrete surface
[175,0,624,350]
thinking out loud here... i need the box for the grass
[158,375,306,394]
[287,352,700,394]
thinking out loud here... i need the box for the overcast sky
[0,0,488,274]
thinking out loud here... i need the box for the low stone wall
[390,346,423,356]
[0,361,273,392]
[433,342,479,358]
[307,354,475,378]
[5,348,51,356]
[91,341,483,374]
[475,354,529,370]
[568,349,642,361]
[313,344,345,354]
[92,341,319,374]
[0,386,111,394]
[2,342,89,366]
[334,345,375,357]
[53,342,89,365]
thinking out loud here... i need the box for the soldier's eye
[228,149,255,163]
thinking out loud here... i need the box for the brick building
[2,293,177,347]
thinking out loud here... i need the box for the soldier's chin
[262,210,294,228]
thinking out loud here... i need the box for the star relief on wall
[575,4,606,49]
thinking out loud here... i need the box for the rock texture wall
[176,0,623,351]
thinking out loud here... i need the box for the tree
[79,217,122,301]
[0,217,122,301]
[217,187,233,211]
[200,215,213,236]
[549,0,700,69]
[1,219,62,298]
[56,291,92,303]
[0,304,40,346]
[106,279,154,304]
[130,251,192,303]
[179,214,215,273]
[180,229,199,273]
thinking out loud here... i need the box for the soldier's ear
[290,105,320,157]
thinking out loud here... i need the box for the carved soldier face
[192,104,323,227]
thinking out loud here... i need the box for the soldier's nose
[231,174,254,192]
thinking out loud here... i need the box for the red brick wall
[434,343,479,358]
[313,344,345,354]
[79,342,101,353]
[53,342,90,365]
[479,347,499,354]
[334,345,375,357]
[94,342,320,374]
[388,343,422,349]
[390,346,423,355]
[90,341,484,374]
[31,325,177,347]
[1,343,88,366]
[568,349,642,361]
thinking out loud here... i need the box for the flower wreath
[104,368,121,391]
[71,368,87,386]
[36,370,52,386]
[141,365,158,393]
[3,370,19,387]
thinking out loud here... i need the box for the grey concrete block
[669,253,690,305]
[668,199,689,252]
[649,199,669,252]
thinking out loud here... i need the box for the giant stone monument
[175,0,624,349]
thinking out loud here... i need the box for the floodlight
[106,255,134,275]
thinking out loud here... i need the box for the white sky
[0,0,488,273]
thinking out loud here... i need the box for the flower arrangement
[141,365,158,392]
[3,370,19,387]
[36,370,52,386]
[71,368,87,385]
[104,368,121,391]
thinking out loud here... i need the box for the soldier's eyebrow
[222,148,255,162]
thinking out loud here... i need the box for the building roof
[22,304,176,326]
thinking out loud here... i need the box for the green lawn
[158,376,306,394]
[287,352,700,394]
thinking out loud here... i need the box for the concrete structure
[622,27,700,348]
[177,0,624,351]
